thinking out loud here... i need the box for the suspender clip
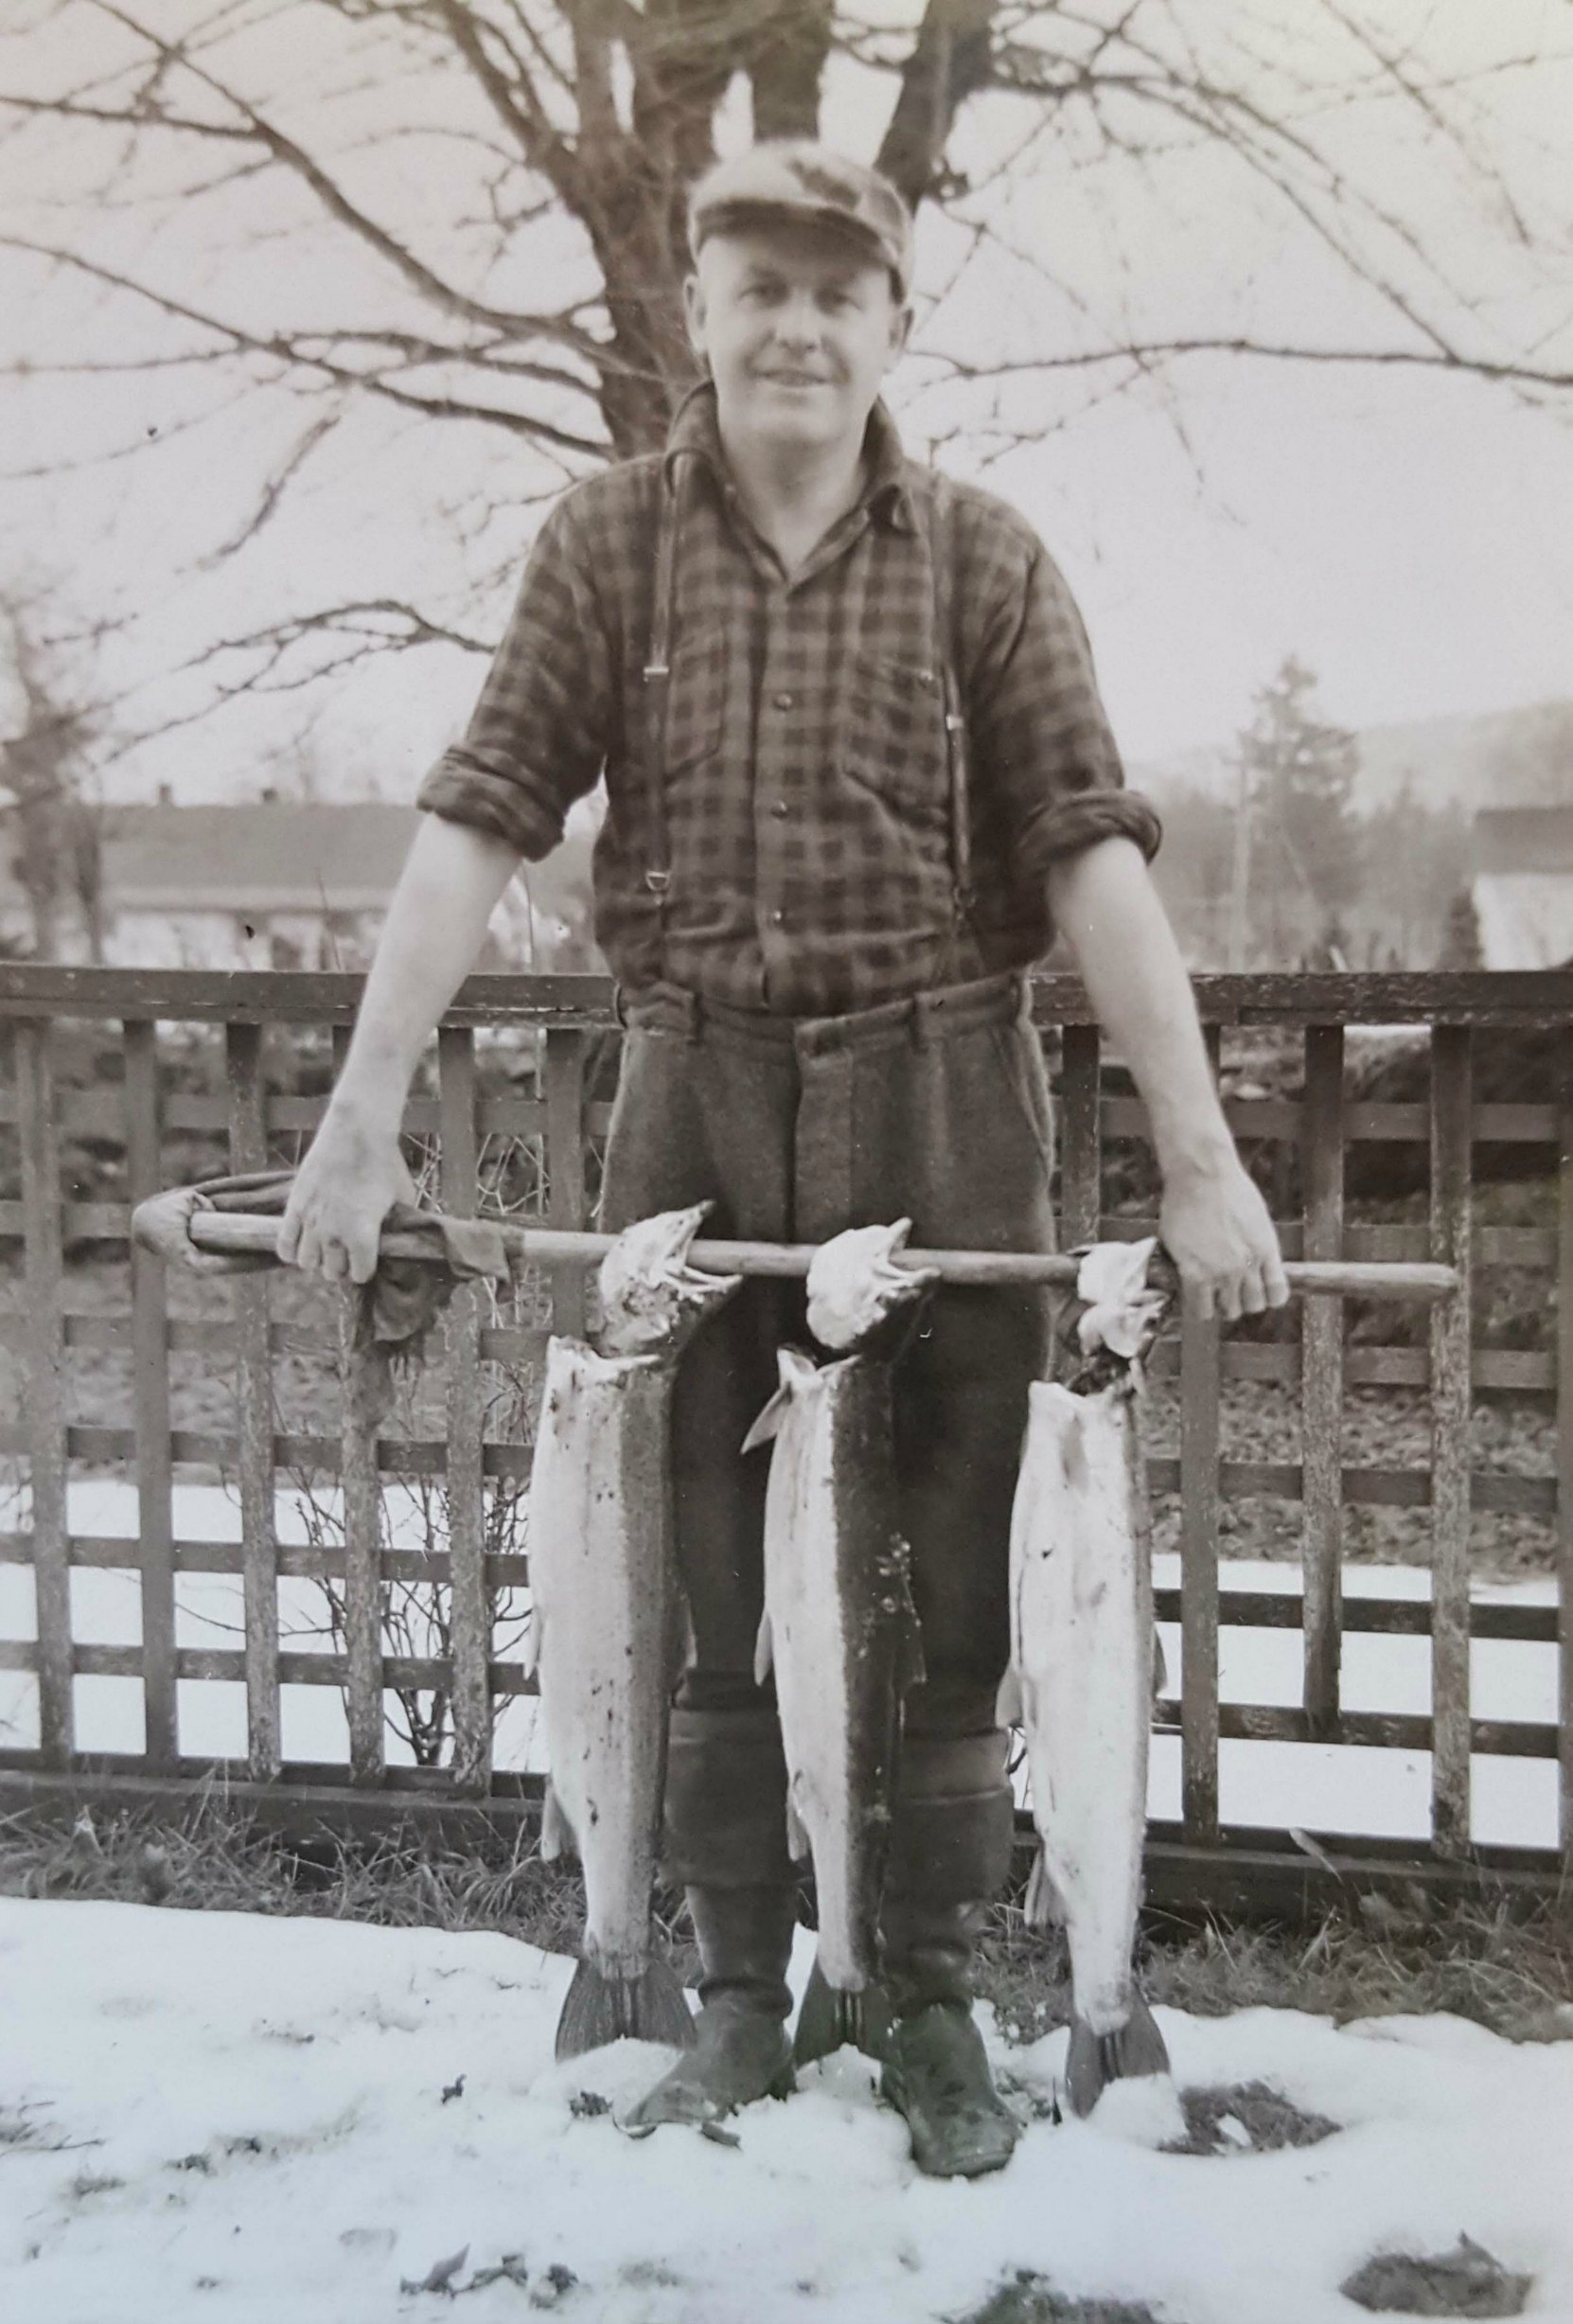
[645,869,671,896]
[643,661,670,683]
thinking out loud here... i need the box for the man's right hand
[278,1107,417,1286]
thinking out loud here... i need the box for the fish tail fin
[1024,1846,1064,1930]
[539,1781,575,1864]
[1063,1991,1172,2118]
[995,1665,1024,1728]
[752,1606,774,1686]
[793,1956,893,2067]
[553,1956,696,2063]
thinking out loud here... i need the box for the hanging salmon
[743,1221,934,2062]
[524,1204,740,2061]
[999,1237,1175,2118]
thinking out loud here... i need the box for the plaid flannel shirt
[417,385,1160,1016]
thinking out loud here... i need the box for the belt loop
[680,987,700,1044]
[910,991,929,1050]
[611,981,629,1031]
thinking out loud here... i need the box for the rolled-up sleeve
[964,515,1161,879]
[415,490,611,860]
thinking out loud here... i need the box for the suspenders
[639,458,973,975]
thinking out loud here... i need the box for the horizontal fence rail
[0,965,1566,1905]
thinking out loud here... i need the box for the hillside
[1134,697,1573,819]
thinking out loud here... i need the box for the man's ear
[888,299,914,363]
[682,272,708,364]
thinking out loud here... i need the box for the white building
[1472,806,1573,970]
[0,797,600,969]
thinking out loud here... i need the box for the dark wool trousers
[597,968,1056,1897]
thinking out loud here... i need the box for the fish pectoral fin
[741,1384,791,1455]
[786,1786,810,1864]
[521,1606,543,1681]
[1024,1846,1066,1930]
[539,1781,576,1865]
[994,1666,1025,1729]
[752,1607,775,1686]
[742,1346,816,1452]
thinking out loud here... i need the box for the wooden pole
[178,1211,1461,1304]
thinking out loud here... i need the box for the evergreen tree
[1440,886,1485,970]
[1233,657,1360,967]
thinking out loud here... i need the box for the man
[282,143,1287,2179]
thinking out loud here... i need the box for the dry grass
[978,1882,1573,2049]
[955,2282,1170,2324]
[3,1801,1568,2052]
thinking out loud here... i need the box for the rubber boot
[878,1730,1020,2179]
[621,1883,797,2128]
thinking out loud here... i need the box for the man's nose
[769,292,825,345]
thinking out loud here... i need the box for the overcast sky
[1,0,1568,798]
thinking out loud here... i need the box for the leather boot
[878,1730,1020,2179]
[622,1882,798,2127]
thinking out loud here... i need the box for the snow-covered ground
[0,1482,1559,1849]
[2,1899,1569,2324]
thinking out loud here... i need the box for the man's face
[684,222,910,453]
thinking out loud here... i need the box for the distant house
[0,794,603,970]
[1472,806,1573,970]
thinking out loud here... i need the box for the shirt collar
[662,381,918,534]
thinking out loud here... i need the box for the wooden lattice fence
[0,965,1566,1911]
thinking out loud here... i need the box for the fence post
[16,1020,71,1769]
[1300,1025,1346,1741]
[1558,1024,1573,1854]
[1058,1021,1101,1250]
[226,1021,280,1783]
[544,1028,589,1337]
[125,1018,177,1774]
[1429,1024,1473,1857]
[324,1022,384,1785]
[1180,1023,1223,1848]
[439,1024,490,1797]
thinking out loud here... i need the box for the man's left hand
[1159,1156,1290,1322]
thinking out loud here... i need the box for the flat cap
[688,142,914,299]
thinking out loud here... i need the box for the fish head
[596,1202,742,1356]
[805,1219,938,1355]
[1072,1236,1169,1364]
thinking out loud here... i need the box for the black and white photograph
[0,5,1569,2318]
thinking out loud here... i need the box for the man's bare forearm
[1045,837,1230,1179]
[331,812,523,1127]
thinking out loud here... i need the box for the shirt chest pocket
[841,651,953,821]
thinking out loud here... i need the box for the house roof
[1475,806,1573,878]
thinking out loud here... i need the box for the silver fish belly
[1001,1366,1171,2114]
[747,1223,930,2006]
[525,1204,738,2061]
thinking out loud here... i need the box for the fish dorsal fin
[995,1665,1024,1729]
[740,1346,816,1454]
[752,1606,774,1687]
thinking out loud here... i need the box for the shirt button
[770,909,786,926]
[772,690,794,710]
[770,799,789,818]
